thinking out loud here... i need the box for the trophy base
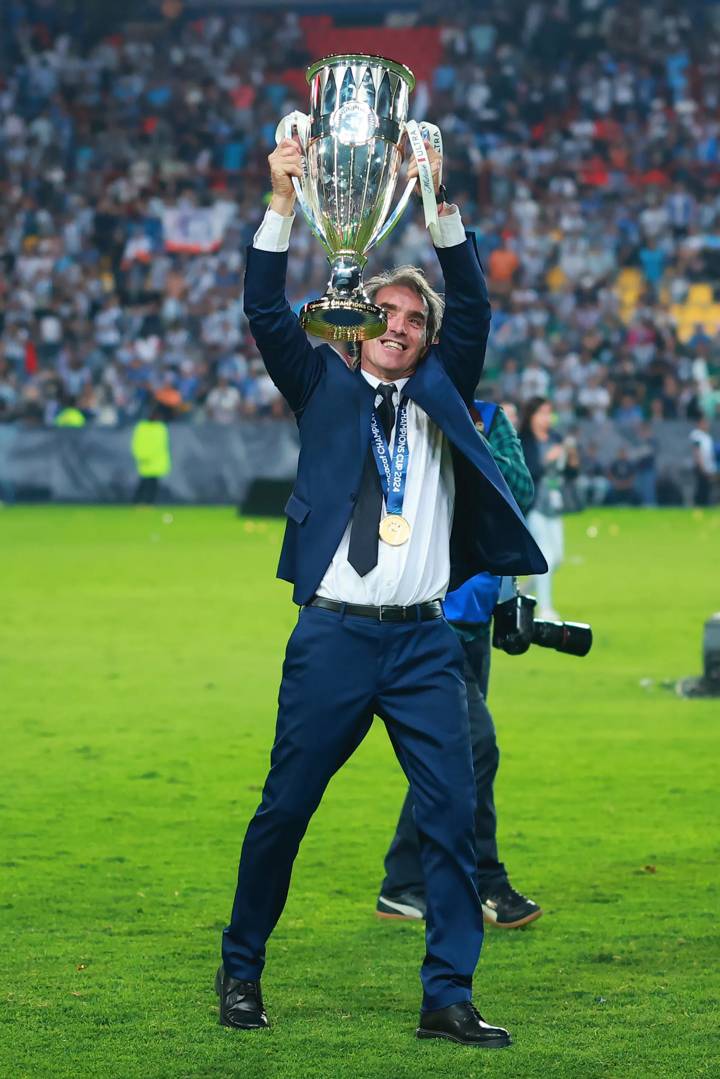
[300,296,387,342]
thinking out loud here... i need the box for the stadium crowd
[0,0,719,502]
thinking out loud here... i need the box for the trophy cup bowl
[290,54,416,342]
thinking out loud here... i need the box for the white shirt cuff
[428,205,465,248]
[253,207,295,252]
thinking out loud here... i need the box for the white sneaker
[376,892,426,919]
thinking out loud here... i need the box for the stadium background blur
[0,0,719,507]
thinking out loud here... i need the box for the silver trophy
[281,54,418,342]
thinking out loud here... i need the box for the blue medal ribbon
[369,395,409,518]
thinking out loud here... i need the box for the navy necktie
[348,383,397,577]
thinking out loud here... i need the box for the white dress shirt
[316,374,456,604]
[253,202,468,604]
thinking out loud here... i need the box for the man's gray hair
[352,265,444,365]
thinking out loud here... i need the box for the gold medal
[379,514,411,546]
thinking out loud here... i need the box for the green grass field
[2,505,719,1079]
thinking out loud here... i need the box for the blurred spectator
[577,373,611,422]
[519,397,566,620]
[560,432,584,513]
[632,423,659,507]
[488,243,519,294]
[614,393,644,427]
[605,447,640,507]
[520,357,551,402]
[689,416,718,506]
[498,358,521,401]
[700,377,720,420]
[577,442,609,507]
[206,375,241,424]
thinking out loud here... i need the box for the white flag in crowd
[162,200,235,255]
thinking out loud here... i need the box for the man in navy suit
[216,135,547,1047]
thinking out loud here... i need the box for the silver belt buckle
[378,605,404,622]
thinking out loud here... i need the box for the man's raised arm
[433,215,491,407]
[406,141,491,405]
[243,138,323,415]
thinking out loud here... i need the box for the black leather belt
[308,596,443,622]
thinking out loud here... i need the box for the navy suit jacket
[244,232,547,605]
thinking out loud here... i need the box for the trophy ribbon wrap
[404,120,442,230]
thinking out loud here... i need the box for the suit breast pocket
[284,492,311,525]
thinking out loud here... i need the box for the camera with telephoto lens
[492,579,593,658]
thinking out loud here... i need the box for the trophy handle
[367,120,443,252]
[291,177,333,257]
[366,177,417,253]
[276,113,334,258]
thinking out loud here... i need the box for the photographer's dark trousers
[222,604,484,1012]
[380,626,508,900]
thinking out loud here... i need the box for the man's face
[361,284,429,382]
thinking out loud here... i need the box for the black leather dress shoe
[215,965,268,1029]
[417,1001,511,1048]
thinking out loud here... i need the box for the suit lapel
[321,345,374,454]
[404,352,525,519]
[404,352,462,435]
[352,362,376,463]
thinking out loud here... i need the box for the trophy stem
[328,253,364,296]
[299,254,387,342]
